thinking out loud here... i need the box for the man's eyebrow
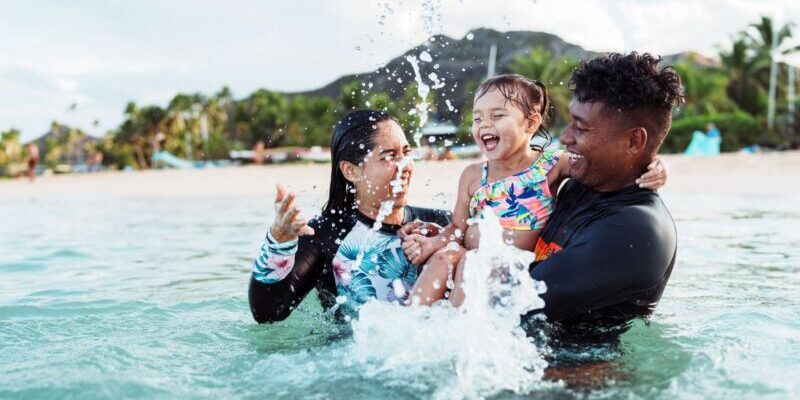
[571,114,588,124]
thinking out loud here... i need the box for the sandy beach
[2,151,800,202]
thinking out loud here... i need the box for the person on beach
[402,74,667,306]
[26,143,39,182]
[248,110,450,323]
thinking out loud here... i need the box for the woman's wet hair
[474,74,552,151]
[323,110,395,216]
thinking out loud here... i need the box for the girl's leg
[407,245,466,306]
[448,254,470,307]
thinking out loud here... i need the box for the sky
[1,0,799,142]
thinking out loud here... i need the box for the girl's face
[471,88,539,161]
[351,120,414,210]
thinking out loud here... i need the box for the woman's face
[350,120,414,210]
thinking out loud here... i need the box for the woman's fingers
[298,225,315,236]
[274,183,287,205]
[279,191,296,216]
[285,206,301,223]
[289,219,315,237]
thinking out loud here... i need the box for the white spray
[349,209,551,398]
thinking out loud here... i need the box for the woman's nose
[400,156,413,172]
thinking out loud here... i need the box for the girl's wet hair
[323,110,395,216]
[474,74,552,151]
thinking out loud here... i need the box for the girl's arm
[402,162,482,266]
[548,152,669,194]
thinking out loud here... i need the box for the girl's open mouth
[481,134,500,152]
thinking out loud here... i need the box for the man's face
[559,100,632,192]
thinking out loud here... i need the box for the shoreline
[2,151,800,200]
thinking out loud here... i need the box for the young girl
[402,74,666,307]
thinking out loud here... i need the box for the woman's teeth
[481,134,500,151]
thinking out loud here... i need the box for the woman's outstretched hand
[270,184,315,243]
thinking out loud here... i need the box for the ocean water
[1,191,799,399]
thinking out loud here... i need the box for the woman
[249,110,451,323]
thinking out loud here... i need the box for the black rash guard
[529,179,677,325]
[249,206,451,323]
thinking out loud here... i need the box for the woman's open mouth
[481,134,500,152]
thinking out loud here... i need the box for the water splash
[349,209,550,398]
[405,54,431,149]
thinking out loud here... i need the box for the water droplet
[466,32,474,40]
[419,51,433,62]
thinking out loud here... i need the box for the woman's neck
[357,200,405,225]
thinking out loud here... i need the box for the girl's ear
[339,160,361,183]
[526,113,542,134]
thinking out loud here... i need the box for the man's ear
[339,160,361,183]
[626,126,648,155]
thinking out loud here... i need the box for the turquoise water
[1,193,799,399]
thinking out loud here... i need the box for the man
[530,52,683,329]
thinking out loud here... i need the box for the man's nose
[560,128,575,146]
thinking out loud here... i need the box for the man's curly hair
[569,52,685,155]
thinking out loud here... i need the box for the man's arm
[530,206,676,322]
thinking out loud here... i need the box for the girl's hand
[398,221,443,239]
[401,234,445,267]
[636,157,668,191]
[270,184,315,243]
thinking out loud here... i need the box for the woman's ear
[339,160,362,183]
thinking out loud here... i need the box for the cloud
[0,0,798,142]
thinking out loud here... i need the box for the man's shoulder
[605,192,676,241]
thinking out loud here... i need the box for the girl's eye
[492,114,505,118]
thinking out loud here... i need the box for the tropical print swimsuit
[249,207,451,321]
[468,149,562,231]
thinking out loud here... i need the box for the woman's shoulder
[307,211,358,238]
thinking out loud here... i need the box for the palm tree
[674,61,737,116]
[719,36,770,115]
[508,47,578,129]
[746,16,800,129]
[747,17,800,60]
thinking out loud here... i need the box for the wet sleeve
[529,207,675,322]
[248,230,325,323]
